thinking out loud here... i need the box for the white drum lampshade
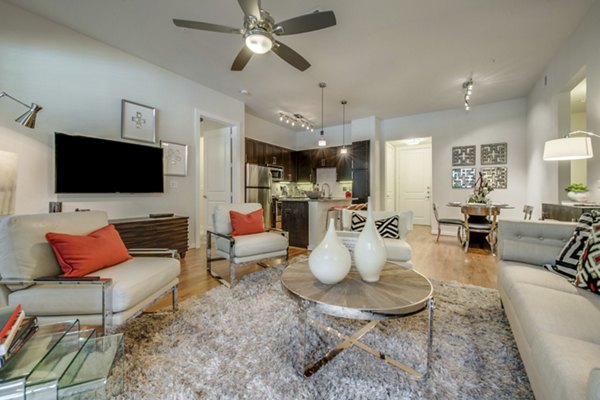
[543,137,593,161]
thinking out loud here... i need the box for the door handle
[203,195,208,199]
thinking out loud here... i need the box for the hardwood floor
[148,225,497,310]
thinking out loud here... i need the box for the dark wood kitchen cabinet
[296,150,313,182]
[281,201,308,248]
[351,140,370,203]
[336,148,353,181]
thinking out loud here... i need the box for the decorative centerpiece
[308,218,351,284]
[565,183,589,203]
[354,197,387,282]
[467,172,494,203]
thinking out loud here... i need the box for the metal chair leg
[463,229,470,253]
[436,226,441,243]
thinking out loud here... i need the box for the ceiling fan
[173,0,336,71]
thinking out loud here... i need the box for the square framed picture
[161,141,188,176]
[121,99,156,143]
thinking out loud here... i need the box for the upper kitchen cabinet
[352,140,370,203]
[352,140,370,170]
[336,147,353,181]
[296,150,313,182]
[245,138,291,167]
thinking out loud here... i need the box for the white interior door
[384,142,396,211]
[395,144,432,225]
[204,126,232,231]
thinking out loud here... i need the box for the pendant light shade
[318,82,327,147]
[340,100,348,154]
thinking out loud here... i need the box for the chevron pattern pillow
[544,211,600,278]
[350,213,400,239]
[573,222,600,294]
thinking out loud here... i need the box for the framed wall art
[451,167,477,189]
[481,166,508,189]
[452,145,476,166]
[481,142,507,165]
[161,141,188,176]
[121,99,156,143]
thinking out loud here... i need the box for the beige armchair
[206,203,289,287]
[0,211,180,334]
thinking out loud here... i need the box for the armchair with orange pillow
[207,203,288,287]
[0,211,180,333]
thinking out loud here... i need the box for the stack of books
[0,304,38,367]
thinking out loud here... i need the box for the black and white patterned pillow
[350,213,400,239]
[544,211,600,278]
[573,222,600,295]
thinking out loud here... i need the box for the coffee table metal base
[295,298,435,378]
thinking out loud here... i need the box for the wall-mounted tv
[55,132,164,193]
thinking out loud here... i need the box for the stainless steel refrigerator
[245,163,272,229]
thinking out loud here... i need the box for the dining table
[444,202,514,253]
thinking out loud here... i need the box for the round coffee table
[281,260,434,378]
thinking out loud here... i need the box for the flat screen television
[55,132,164,193]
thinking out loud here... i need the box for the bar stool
[325,206,346,230]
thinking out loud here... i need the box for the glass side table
[0,320,124,399]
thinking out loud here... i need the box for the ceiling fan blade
[271,41,310,71]
[274,10,336,36]
[173,19,241,34]
[238,0,261,19]
[231,46,254,71]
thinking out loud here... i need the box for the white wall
[380,98,528,227]
[245,113,296,149]
[526,0,600,209]
[0,2,245,246]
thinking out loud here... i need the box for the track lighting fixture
[463,79,473,111]
[318,82,327,147]
[277,112,314,131]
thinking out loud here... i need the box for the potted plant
[467,172,494,203]
[565,183,589,202]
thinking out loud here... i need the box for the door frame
[194,108,241,247]
[384,138,433,226]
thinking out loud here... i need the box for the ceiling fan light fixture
[245,30,273,54]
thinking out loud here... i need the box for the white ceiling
[6,0,595,130]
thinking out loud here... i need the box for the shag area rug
[115,263,533,399]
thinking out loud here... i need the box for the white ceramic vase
[354,199,387,282]
[308,218,351,284]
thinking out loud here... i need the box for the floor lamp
[0,91,43,129]
[543,131,599,161]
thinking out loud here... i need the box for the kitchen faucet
[321,183,331,198]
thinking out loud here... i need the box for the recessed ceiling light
[239,89,249,95]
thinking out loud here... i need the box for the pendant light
[318,82,327,147]
[340,100,348,154]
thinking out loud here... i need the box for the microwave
[268,165,284,182]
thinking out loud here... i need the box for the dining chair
[461,205,500,254]
[432,203,465,244]
[523,205,534,220]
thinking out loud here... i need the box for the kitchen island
[281,197,354,249]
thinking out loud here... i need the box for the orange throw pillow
[45,224,132,277]
[230,209,265,236]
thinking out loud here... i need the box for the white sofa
[0,211,180,332]
[497,219,600,400]
[340,209,413,268]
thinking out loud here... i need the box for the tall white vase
[308,218,351,284]
[354,199,387,282]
